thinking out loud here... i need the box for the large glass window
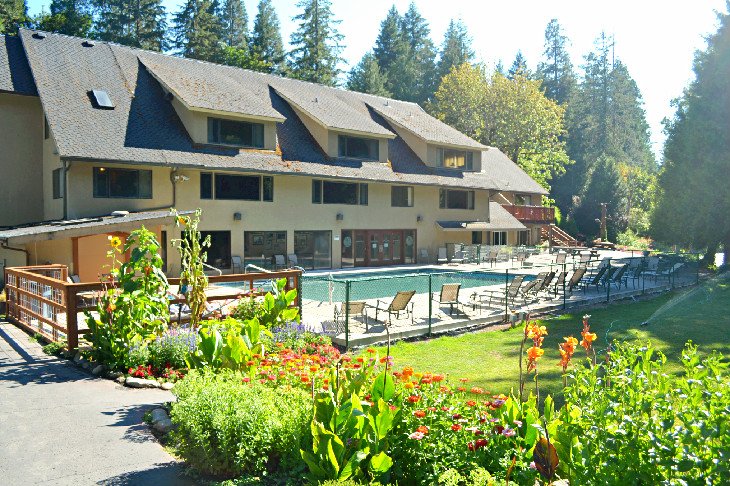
[391,186,414,207]
[93,167,152,199]
[244,231,287,266]
[338,135,379,159]
[441,148,474,170]
[492,231,507,246]
[294,231,332,269]
[439,189,475,209]
[472,231,483,244]
[200,231,231,268]
[200,173,213,199]
[517,230,530,246]
[312,180,368,205]
[207,118,264,148]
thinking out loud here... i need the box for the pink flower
[513,420,523,427]
[502,427,516,437]
[409,431,425,440]
[529,461,537,470]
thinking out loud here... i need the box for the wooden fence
[3,265,302,351]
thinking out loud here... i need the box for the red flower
[451,424,462,431]
[466,400,477,407]
[413,410,426,418]
[416,425,429,435]
[407,395,421,403]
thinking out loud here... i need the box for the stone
[106,371,123,380]
[73,352,83,363]
[150,408,173,434]
[125,376,160,389]
[91,365,105,376]
[81,361,91,370]
[161,382,175,391]
[115,375,126,384]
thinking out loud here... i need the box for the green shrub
[551,341,730,483]
[125,345,151,370]
[231,297,265,322]
[42,340,67,356]
[170,370,311,478]
[148,327,196,370]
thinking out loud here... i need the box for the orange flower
[470,387,484,395]
[559,336,579,371]
[451,424,462,431]
[404,382,415,389]
[366,347,376,354]
[417,425,429,435]
[413,410,426,418]
[177,216,187,226]
[432,374,445,382]
[527,346,544,360]
[580,331,597,351]
[407,395,420,403]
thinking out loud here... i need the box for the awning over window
[436,203,527,232]
[0,210,190,245]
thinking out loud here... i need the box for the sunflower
[108,236,122,249]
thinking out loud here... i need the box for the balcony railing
[502,204,555,223]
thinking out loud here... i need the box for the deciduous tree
[0,0,28,34]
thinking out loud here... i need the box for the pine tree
[34,0,92,37]
[93,0,166,51]
[437,19,474,80]
[346,52,390,97]
[651,5,730,261]
[508,50,530,79]
[373,5,416,101]
[171,0,223,61]
[0,0,28,34]
[373,5,402,74]
[536,19,575,105]
[219,0,247,48]
[573,155,628,240]
[400,2,437,103]
[251,0,284,73]
[287,0,343,86]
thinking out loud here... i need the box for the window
[338,135,379,159]
[52,168,62,199]
[391,186,414,207]
[200,173,212,199]
[439,189,475,209]
[294,230,332,269]
[44,116,50,140]
[515,194,532,206]
[200,231,231,268]
[244,231,287,264]
[93,167,152,199]
[207,118,264,148]
[472,231,483,244]
[312,180,368,205]
[492,231,507,246]
[517,230,530,246]
[262,176,274,202]
[440,148,474,170]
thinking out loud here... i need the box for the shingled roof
[15,29,547,195]
[0,35,37,95]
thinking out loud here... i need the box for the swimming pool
[302,268,531,302]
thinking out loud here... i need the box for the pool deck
[298,250,698,348]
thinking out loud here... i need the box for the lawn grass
[376,275,730,402]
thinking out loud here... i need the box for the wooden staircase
[541,224,581,248]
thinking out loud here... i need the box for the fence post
[66,285,78,352]
[642,256,646,295]
[504,269,509,320]
[296,272,303,319]
[344,280,350,350]
[562,262,567,310]
[428,274,433,337]
[606,257,611,303]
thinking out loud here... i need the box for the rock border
[63,349,177,390]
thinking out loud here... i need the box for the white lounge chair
[231,255,243,274]
[437,247,448,264]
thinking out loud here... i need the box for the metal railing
[4,265,302,351]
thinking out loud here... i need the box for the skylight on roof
[89,90,115,110]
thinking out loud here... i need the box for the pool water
[302,268,531,302]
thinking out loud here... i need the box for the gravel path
[0,321,197,485]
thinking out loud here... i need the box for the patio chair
[482,248,498,267]
[608,263,630,289]
[374,290,416,325]
[231,255,243,274]
[578,265,609,293]
[472,274,526,312]
[287,254,299,267]
[645,262,684,282]
[547,271,567,297]
[419,248,430,263]
[437,247,449,264]
[272,254,286,270]
[518,273,547,304]
[334,301,369,332]
[432,283,462,315]
[578,252,591,266]
[451,250,466,264]
[560,267,587,296]
[555,252,567,265]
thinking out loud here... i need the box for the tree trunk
[701,242,718,267]
[723,234,730,270]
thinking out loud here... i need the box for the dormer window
[338,135,379,160]
[440,148,474,171]
[207,117,264,148]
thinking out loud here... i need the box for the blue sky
[25,0,727,155]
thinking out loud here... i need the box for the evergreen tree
[34,0,92,37]
[536,19,575,105]
[171,0,222,61]
[508,50,530,79]
[651,5,730,262]
[400,2,437,103]
[218,44,270,72]
[0,0,28,34]
[251,0,284,73]
[373,5,402,74]
[93,0,166,51]
[573,155,628,240]
[288,0,343,86]
[219,0,247,48]
[437,19,474,80]
[346,52,390,97]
